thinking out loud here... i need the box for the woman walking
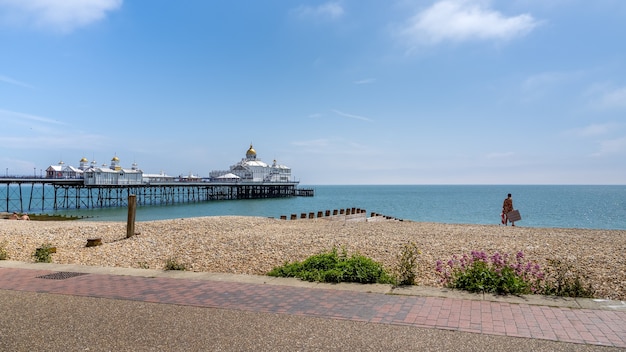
[502,193,515,226]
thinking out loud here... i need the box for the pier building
[47,156,163,185]
[45,160,84,179]
[83,156,143,185]
[209,144,293,182]
[44,145,295,186]
[2,144,311,212]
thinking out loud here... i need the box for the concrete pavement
[1,260,624,351]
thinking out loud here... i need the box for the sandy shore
[1,216,624,300]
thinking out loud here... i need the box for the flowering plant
[436,250,544,295]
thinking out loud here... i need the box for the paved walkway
[0,261,625,349]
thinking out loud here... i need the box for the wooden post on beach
[127,194,137,238]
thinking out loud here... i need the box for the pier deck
[0,178,313,213]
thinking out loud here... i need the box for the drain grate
[36,272,89,280]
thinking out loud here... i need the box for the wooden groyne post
[127,194,137,238]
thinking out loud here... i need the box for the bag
[506,209,521,222]
[500,212,506,225]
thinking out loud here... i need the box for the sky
[0,0,625,185]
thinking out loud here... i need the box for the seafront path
[1,261,625,351]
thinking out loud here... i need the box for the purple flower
[435,260,443,273]
[491,252,505,267]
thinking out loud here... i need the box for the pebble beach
[1,216,625,300]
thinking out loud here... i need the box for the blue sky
[1,0,625,184]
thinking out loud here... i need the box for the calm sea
[52,185,626,230]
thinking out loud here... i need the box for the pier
[0,178,313,213]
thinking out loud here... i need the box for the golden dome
[80,157,88,162]
[246,144,257,156]
[111,156,120,162]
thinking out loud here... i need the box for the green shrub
[268,247,393,284]
[0,241,9,260]
[540,258,595,298]
[437,251,596,298]
[453,260,529,294]
[394,242,420,286]
[164,257,186,271]
[33,243,55,263]
[436,251,543,295]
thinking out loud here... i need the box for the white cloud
[0,108,108,152]
[332,109,372,121]
[522,71,572,91]
[592,136,626,156]
[354,78,376,85]
[291,2,344,20]
[400,0,540,46]
[566,123,618,137]
[597,87,626,110]
[0,75,33,89]
[0,0,122,33]
[520,70,585,102]
[0,134,106,150]
[0,108,66,125]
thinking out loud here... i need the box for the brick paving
[0,267,624,348]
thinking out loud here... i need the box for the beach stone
[0,216,624,300]
[86,238,102,247]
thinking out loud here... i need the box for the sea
[51,185,626,230]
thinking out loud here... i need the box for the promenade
[1,261,625,351]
